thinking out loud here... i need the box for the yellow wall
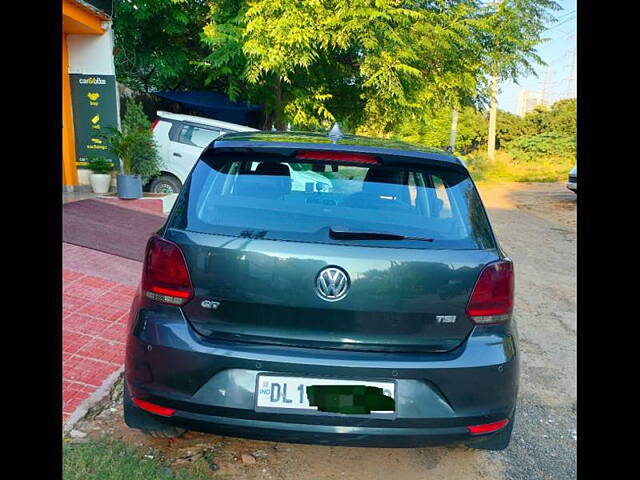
[62,33,79,188]
[62,0,107,188]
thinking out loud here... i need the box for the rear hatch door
[165,148,498,352]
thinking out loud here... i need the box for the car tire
[149,175,182,194]
[466,413,515,451]
[123,380,186,439]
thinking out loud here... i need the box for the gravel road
[76,181,577,480]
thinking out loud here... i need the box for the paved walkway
[62,243,142,425]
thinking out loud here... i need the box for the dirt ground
[73,181,577,480]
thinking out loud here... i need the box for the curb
[63,365,124,435]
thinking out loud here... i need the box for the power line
[554,9,576,20]
[546,15,577,32]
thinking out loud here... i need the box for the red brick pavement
[62,243,142,423]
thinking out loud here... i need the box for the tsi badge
[436,315,456,324]
[201,300,220,310]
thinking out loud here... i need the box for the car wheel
[123,380,186,439]
[149,175,182,194]
[466,413,515,451]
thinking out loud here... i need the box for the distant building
[517,91,547,117]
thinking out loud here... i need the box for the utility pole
[565,46,576,98]
[486,0,500,162]
[487,70,498,162]
[449,107,459,152]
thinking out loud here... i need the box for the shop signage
[69,74,119,168]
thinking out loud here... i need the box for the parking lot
[72,181,577,480]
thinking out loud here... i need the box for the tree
[200,0,489,133]
[541,98,576,136]
[495,109,533,146]
[481,0,561,160]
[113,0,210,92]
[395,106,487,154]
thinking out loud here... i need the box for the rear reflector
[295,150,380,165]
[468,418,509,435]
[142,236,193,306]
[466,260,514,324]
[132,397,176,417]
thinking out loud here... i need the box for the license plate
[255,375,396,415]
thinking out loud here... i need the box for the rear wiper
[329,227,434,242]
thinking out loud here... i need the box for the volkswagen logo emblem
[315,266,350,302]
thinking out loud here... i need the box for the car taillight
[151,119,159,131]
[141,236,193,306]
[295,150,380,165]
[466,260,514,324]
[468,418,509,435]
[132,397,176,417]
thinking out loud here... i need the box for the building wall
[63,0,116,190]
[517,90,546,117]
[67,25,116,75]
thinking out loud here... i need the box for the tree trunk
[449,107,459,152]
[487,72,498,162]
[273,77,286,131]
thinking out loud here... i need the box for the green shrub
[503,132,576,162]
[103,100,162,182]
[86,155,114,174]
[463,149,574,183]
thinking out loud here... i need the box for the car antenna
[328,123,343,144]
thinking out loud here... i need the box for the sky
[497,0,577,114]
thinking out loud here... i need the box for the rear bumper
[138,410,511,447]
[125,301,519,447]
[567,181,577,192]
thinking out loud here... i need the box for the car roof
[156,110,259,132]
[208,131,466,169]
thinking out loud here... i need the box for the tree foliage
[497,98,576,161]
[113,0,210,92]
[504,132,575,161]
[496,98,576,144]
[395,106,487,154]
[200,0,497,133]
[113,0,565,139]
[480,0,560,82]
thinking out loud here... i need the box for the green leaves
[113,0,210,91]
[86,155,114,174]
[500,98,577,161]
[103,100,162,181]
[504,132,576,162]
[114,0,565,139]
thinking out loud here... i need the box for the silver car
[567,166,577,193]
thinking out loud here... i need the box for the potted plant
[104,100,162,199]
[86,155,114,194]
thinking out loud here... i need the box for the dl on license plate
[255,374,395,414]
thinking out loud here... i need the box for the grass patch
[462,150,574,183]
[63,437,215,480]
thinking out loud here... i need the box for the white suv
[149,111,259,193]
[150,111,333,194]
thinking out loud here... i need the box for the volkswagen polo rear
[124,132,519,449]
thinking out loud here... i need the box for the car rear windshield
[169,153,495,249]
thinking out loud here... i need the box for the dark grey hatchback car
[124,131,518,450]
